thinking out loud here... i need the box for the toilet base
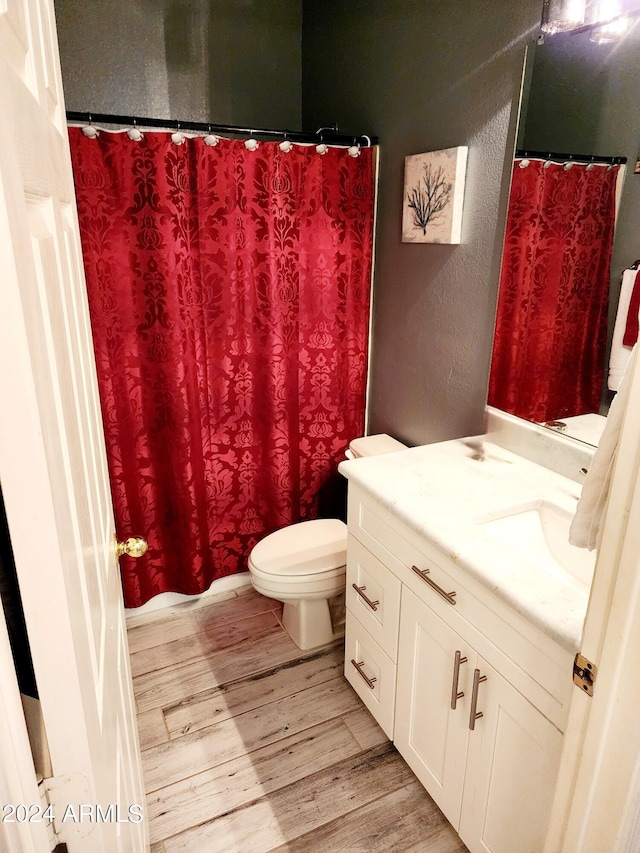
[282,598,338,651]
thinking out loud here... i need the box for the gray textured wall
[302,0,541,446]
[54,0,303,128]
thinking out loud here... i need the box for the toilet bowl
[248,434,407,650]
[249,518,348,650]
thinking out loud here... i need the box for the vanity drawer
[346,534,401,661]
[349,489,475,618]
[345,617,396,739]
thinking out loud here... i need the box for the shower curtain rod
[66,111,378,147]
[516,149,626,166]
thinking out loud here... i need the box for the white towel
[608,269,637,391]
[571,344,637,550]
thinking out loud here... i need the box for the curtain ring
[279,132,293,153]
[518,158,530,169]
[127,119,143,142]
[171,122,185,145]
[203,124,219,147]
[82,113,99,138]
[348,137,361,158]
[244,132,259,151]
[316,134,328,155]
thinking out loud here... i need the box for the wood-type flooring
[127,586,468,852]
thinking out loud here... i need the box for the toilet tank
[348,433,407,459]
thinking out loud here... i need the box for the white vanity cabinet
[344,484,574,853]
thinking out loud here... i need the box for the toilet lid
[250,519,347,576]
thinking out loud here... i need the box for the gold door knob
[115,536,148,559]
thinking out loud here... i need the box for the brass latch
[114,536,148,559]
[573,653,597,696]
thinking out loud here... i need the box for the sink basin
[478,500,596,589]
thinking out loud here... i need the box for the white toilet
[248,434,407,650]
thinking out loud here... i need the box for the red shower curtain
[69,129,374,608]
[488,159,618,422]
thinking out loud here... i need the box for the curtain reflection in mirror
[489,157,619,423]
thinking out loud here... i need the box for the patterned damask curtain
[489,158,618,423]
[69,129,374,608]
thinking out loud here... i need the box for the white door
[0,1,146,851]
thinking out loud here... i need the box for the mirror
[489,23,640,446]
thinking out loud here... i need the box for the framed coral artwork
[402,146,468,244]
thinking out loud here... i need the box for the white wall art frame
[402,145,468,244]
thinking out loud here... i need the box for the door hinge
[573,653,598,696]
[43,772,95,842]
[36,774,58,851]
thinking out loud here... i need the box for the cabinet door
[395,587,473,828]
[459,658,563,853]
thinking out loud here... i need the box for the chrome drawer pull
[411,565,457,606]
[352,583,380,612]
[469,668,487,731]
[351,659,377,690]
[450,650,468,710]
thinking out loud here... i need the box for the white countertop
[339,438,591,653]
[561,413,607,447]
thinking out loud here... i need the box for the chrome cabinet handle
[469,668,487,730]
[411,565,457,606]
[350,659,377,690]
[351,583,380,612]
[450,650,468,710]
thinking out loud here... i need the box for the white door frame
[545,347,640,851]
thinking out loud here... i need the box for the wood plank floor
[128,588,468,852]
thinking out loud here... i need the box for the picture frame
[402,146,468,244]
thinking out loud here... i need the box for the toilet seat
[249,518,347,576]
[248,518,347,599]
[248,560,345,598]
